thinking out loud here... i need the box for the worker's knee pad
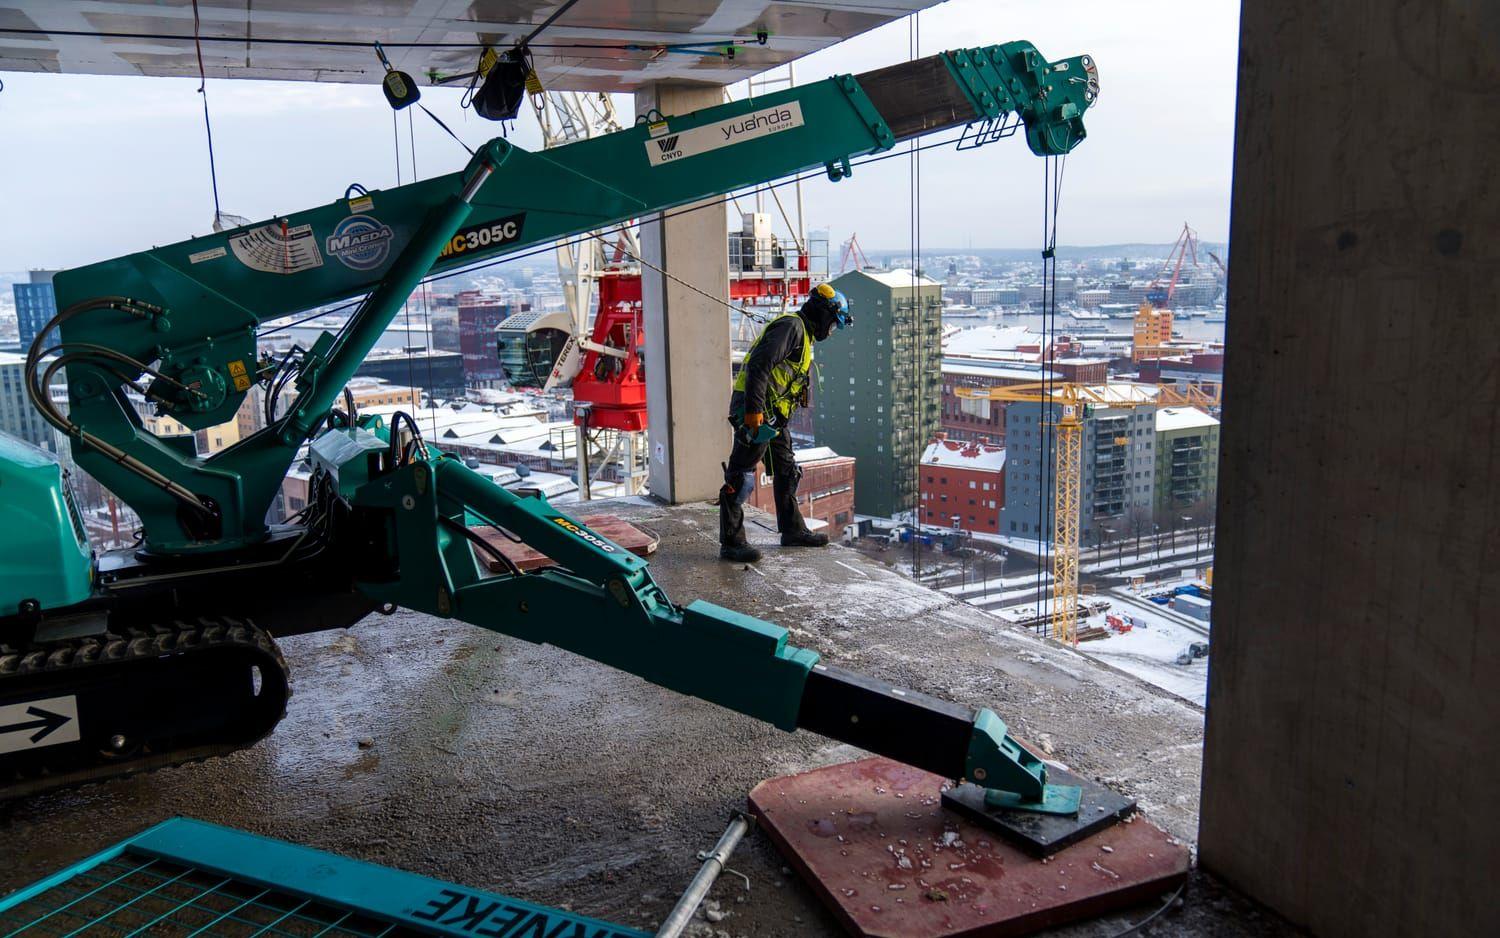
[723,468,756,506]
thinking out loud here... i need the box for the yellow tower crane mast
[956,381,1222,645]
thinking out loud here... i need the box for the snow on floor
[1074,608,1210,706]
[940,572,1054,598]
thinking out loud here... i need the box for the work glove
[744,412,765,432]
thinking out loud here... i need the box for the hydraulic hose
[24,297,213,516]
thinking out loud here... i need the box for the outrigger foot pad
[943,764,1136,857]
[984,781,1084,816]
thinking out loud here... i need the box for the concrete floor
[2,500,1297,937]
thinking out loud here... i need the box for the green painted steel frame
[0,816,648,937]
[322,430,819,732]
[0,435,93,617]
[941,41,1097,157]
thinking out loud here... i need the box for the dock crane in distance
[1145,221,1204,308]
[837,233,872,273]
[0,42,1100,821]
[956,382,1220,645]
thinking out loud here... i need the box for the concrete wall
[1199,3,1499,935]
[635,83,730,504]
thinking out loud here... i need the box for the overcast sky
[0,0,1242,271]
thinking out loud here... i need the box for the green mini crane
[0,42,1097,810]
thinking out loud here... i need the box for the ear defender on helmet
[812,283,854,329]
[831,290,853,329]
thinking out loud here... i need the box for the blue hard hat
[830,289,853,328]
[811,284,853,329]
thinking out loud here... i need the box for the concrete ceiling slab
[0,1,946,91]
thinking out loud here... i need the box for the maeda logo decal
[644,101,804,167]
[326,214,394,270]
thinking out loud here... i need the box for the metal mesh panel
[0,853,432,937]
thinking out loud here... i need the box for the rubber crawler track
[0,617,289,800]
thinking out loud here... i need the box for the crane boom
[45,42,1097,555]
[2,41,1102,812]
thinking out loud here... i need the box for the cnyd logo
[551,516,616,552]
[654,135,680,153]
[326,214,394,270]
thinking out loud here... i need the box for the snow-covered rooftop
[1156,407,1220,432]
[941,357,1057,383]
[848,268,941,289]
[793,446,847,464]
[921,439,1006,472]
[942,325,1041,358]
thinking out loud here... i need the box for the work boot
[780,529,829,548]
[720,543,762,563]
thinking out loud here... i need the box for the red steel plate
[473,515,659,572]
[748,757,1189,937]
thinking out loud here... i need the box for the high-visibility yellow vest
[732,312,813,423]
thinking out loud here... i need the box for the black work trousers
[719,427,806,548]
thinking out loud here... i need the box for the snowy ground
[854,533,1214,706]
[1073,604,1211,706]
[977,580,1212,707]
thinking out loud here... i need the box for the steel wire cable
[255,130,973,343]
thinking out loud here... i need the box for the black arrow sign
[0,706,72,744]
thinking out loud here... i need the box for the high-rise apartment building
[0,351,67,460]
[812,269,942,518]
[1001,398,1158,544]
[1132,302,1174,362]
[13,270,59,350]
[1154,407,1220,516]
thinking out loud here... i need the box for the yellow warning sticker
[233,374,253,392]
[348,196,374,213]
[227,360,248,378]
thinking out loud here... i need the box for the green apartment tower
[812,269,942,518]
[1153,406,1221,517]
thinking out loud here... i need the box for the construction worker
[719,283,853,562]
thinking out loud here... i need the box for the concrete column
[634,83,730,504]
[1200,3,1499,936]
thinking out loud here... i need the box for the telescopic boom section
[48,41,1097,554]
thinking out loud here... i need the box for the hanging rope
[908,12,922,577]
[257,132,970,344]
[191,0,228,231]
[387,109,428,422]
[417,103,475,156]
[594,233,772,325]
[408,108,441,436]
[1034,154,1067,635]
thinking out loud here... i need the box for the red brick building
[748,446,856,537]
[940,359,1053,444]
[919,435,1006,533]
[1051,357,1110,383]
[456,291,526,386]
